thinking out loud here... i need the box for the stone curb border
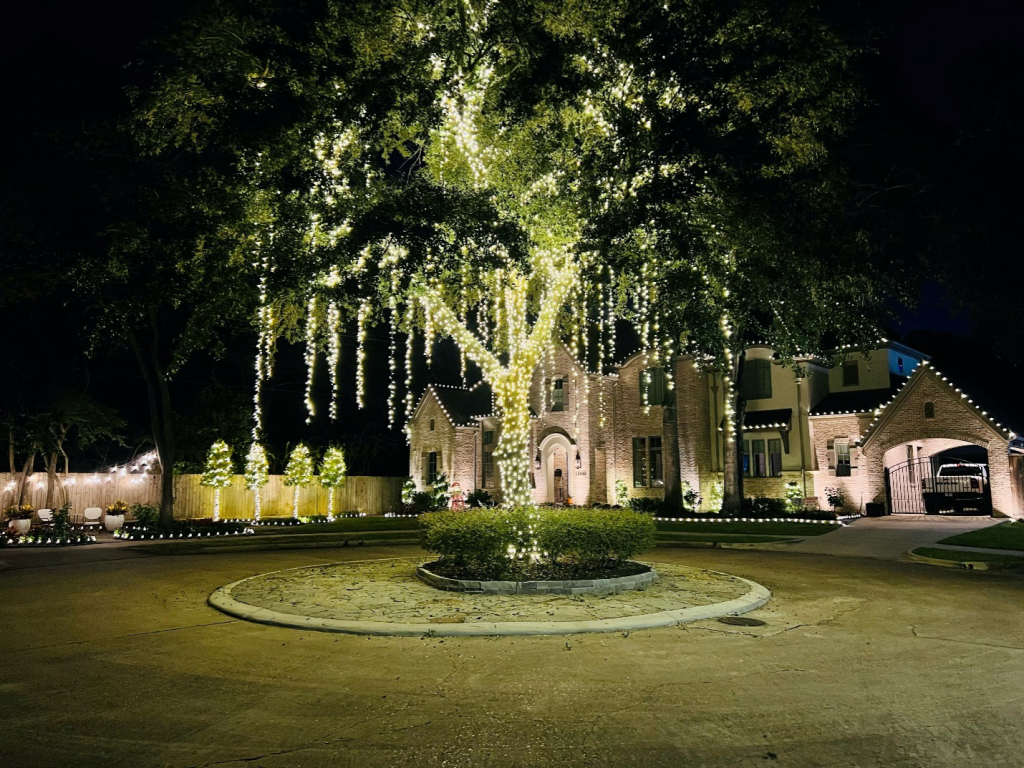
[905,549,1024,571]
[415,563,659,595]
[208,559,771,637]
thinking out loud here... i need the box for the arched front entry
[539,432,575,504]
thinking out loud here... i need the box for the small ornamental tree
[283,444,315,519]
[200,440,233,521]
[318,446,347,521]
[244,443,269,521]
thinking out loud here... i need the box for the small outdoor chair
[36,509,53,525]
[81,507,103,529]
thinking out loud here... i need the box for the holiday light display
[319,446,348,522]
[283,444,315,519]
[200,441,234,522]
[244,443,269,521]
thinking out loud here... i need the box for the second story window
[842,361,860,387]
[429,418,435,431]
[924,402,935,419]
[551,378,564,411]
[640,367,667,406]
[742,359,772,401]
[483,430,494,446]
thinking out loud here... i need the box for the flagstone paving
[225,557,750,624]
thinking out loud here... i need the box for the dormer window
[924,402,935,419]
[842,361,859,387]
[897,357,904,374]
[429,418,435,431]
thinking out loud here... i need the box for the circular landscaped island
[210,505,770,636]
[209,557,769,636]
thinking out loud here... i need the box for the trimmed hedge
[419,507,656,573]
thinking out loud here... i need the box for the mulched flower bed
[422,559,651,582]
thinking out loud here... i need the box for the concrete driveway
[759,514,1004,560]
[2,544,1023,767]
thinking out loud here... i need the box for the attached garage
[857,362,1021,518]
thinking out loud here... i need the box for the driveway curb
[208,565,771,637]
[904,549,1024,571]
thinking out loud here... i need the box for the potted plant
[105,500,129,531]
[5,504,34,535]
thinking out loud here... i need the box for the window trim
[842,361,860,387]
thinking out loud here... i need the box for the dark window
[632,437,647,487]
[429,418,435,431]
[551,379,564,411]
[924,401,935,419]
[428,452,439,484]
[742,359,772,401]
[483,430,494,446]
[751,439,767,477]
[482,452,494,488]
[768,438,783,477]
[649,436,664,486]
[835,441,851,477]
[742,440,751,477]
[897,357,904,373]
[842,361,859,387]
[640,368,667,406]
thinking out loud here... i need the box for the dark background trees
[1,0,1022,515]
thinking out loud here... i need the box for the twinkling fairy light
[303,294,318,423]
[327,300,341,420]
[356,299,369,409]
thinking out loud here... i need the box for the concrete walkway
[758,514,1004,560]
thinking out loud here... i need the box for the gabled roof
[858,361,1018,448]
[414,382,495,428]
[809,374,905,417]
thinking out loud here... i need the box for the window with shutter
[768,438,783,477]
[842,361,859,387]
[835,440,851,477]
[632,437,647,487]
[826,439,836,470]
[751,439,767,477]
[551,378,564,411]
[649,436,664,486]
[742,359,772,400]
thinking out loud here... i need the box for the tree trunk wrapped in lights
[200,440,234,522]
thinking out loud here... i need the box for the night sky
[2,0,1022,473]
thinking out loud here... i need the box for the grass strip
[655,521,838,537]
[912,546,1024,564]
[656,532,797,544]
[937,522,1024,551]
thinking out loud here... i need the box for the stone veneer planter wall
[416,563,658,595]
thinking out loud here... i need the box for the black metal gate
[884,457,991,514]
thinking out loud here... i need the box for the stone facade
[408,344,1022,517]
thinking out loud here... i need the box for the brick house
[408,341,1023,517]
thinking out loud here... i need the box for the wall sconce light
[534,450,542,470]
[575,451,582,470]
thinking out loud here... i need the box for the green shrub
[419,508,531,570]
[628,497,663,514]
[538,508,656,567]
[419,507,656,575]
[131,503,160,528]
[741,497,790,517]
[466,488,495,508]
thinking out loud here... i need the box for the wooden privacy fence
[1,472,403,519]
[173,474,404,519]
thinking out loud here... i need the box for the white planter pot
[9,518,31,535]
[104,514,125,532]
